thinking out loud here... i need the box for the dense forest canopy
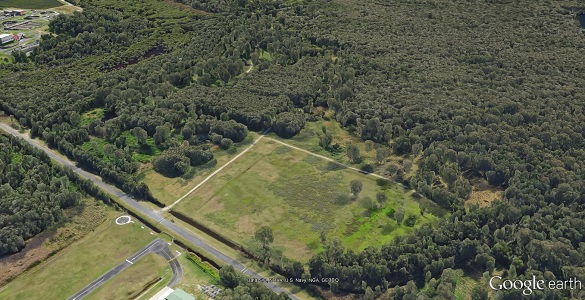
[0,134,83,256]
[1,0,585,298]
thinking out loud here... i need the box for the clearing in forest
[141,132,259,206]
[174,138,444,262]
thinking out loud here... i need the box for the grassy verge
[0,208,156,300]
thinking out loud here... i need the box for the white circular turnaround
[115,215,132,225]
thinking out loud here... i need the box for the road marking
[126,259,133,264]
[131,240,160,261]
[73,278,104,299]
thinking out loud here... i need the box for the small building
[164,289,196,300]
[0,33,13,45]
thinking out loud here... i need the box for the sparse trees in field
[319,127,333,150]
[376,192,387,206]
[395,207,405,225]
[255,226,274,266]
[350,180,363,197]
[255,226,274,250]
[403,159,413,174]
[346,144,362,164]
[375,147,389,165]
[360,196,377,211]
[419,202,427,216]
[364,140,374,152]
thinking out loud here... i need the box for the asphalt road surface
[67,238,182,300]
[0,124,299,300]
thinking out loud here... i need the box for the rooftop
[165,289,196,300]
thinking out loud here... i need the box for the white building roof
[0,33,12,38]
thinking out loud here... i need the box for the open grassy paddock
[0,207,157,300]
[0,0,63,9]
[141,132,259,206]
[174,138,444,262]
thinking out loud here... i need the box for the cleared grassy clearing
[453,269,481,300]
[0,0,62,9]
[86,253,170,300]
[175,139,443,262]
[141,132,259,206]
[0,209,156,300]
[80,132,162,164]
[79,108,104,128]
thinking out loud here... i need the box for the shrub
[152,148,190,177]
[404,215,417,227]
[273,111,306,138]
[220,138,233,150]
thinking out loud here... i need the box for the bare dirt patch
[0,230,55,286]
[466,178,503,209]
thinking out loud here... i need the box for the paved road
[0,124,299,300]
[67,238,182,300]
[158,245,183,287]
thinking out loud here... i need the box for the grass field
[141,132,258,206]
[0,0,63,9]
[85,253,170,300]
[174,138,444,262]
[0,209,157,300]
